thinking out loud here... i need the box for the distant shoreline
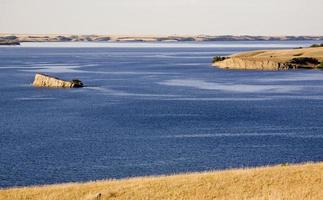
[1,34,323,44]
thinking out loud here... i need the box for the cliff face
[214,58,284,70]
[213,47,323,70]
[33,74,83,88]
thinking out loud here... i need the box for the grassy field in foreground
[0,163,322,200]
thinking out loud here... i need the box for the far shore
[1,34,323,44]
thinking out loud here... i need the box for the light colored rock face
[213,58,283,70]
[33,74,82,88]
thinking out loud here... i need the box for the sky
[1,0,322,36]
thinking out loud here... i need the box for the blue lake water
[1,41,323,187]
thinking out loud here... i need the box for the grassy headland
[213,47,323,70]
[0,162,322,200]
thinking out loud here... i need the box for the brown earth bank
[0,162,322,200]
[0,34,323,43]
[213,47,323,70]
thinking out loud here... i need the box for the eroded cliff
[33,73,83,88]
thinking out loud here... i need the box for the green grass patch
[317,62,323,69]
[213,56,228,63]
[310,43,323,48]
[290,57,320,65]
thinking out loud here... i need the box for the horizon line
[1,33,323,37]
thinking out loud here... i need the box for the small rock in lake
[32,73,84,88]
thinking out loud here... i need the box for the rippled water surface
[1,41,323,187]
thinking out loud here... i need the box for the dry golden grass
[1,162,322,200]
[231,47,323,62]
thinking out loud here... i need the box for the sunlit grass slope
[230,47,323,62]
[0,162,322,200]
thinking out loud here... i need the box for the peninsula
[213,46,323,70]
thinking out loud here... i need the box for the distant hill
[1,34,323,43]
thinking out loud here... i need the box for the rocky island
[33,73,84,88]
[213,46,323,70]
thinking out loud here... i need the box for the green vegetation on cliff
[310,43,323,48]
[212,56,228,63]
[318,62,323,69]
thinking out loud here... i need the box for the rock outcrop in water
[213,47,323,70]
[33,73,84,88]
